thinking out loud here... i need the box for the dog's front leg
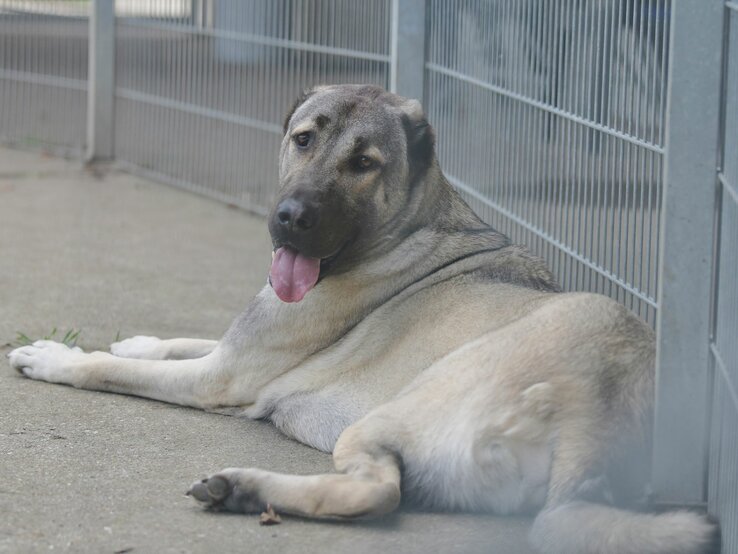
[110,336,218,360]
[8,340,237,409]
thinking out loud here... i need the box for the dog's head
[268,85,435,303]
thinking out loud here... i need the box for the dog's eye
[294,132,312,149]
[354,155,375,171]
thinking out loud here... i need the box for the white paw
[110,335,165,359]
[7,340,86,384]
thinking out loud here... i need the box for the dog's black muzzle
[268,186,352,260]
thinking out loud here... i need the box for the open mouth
[269,245,342,303]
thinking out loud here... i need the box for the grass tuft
[14,328,82,348]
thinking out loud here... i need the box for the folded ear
[399,99,435,181]
[283,89,315,134]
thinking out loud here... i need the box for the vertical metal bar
[192,0,210,30]
[390,0,426,101]
[86,0,115,161]
[652,0,724,505]
[204,0,214,30]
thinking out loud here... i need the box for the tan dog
[8,85,717,554]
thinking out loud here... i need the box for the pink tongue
[269,246,321,303]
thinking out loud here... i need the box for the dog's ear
[283,89,315,134]
[399,99,435,181]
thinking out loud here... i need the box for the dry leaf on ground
[259,504,282,525]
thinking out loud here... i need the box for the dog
[8,85,717,554]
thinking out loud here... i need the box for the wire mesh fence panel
[0,0,89,155]
[708,3,738,552]
[425,0,669,324]
[113,0,391,214]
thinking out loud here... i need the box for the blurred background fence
[0,1,735,550]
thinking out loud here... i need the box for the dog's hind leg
[541,425,611,508]
[529,416,717,554]
[529,426,718,554]
[110,336,218,360]
[189,419,402,519]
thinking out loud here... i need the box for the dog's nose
[276,197,318,232]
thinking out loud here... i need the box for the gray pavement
[0,147,535,554]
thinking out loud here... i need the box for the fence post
[86,0,115,162]
[390,0,426,102]
[652,0,724,506]
[192,0,213,29]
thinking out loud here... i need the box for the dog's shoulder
[472,245,562,293]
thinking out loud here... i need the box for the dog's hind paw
[187,468,266,514]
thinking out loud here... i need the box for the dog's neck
[336,159,511,298]
[360,160,507,257]
[402,159,509,248]
[417,162,487,230]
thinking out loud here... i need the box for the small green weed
[14,328,82,348]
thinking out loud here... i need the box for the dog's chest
[252,390,362,453]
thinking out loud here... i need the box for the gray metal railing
[425,0,667,325]
[708,2,738,549]
[0,1,736,551]
[113,0,391,213]
[0,1,89,156]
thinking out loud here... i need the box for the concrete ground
[0,147,535,554]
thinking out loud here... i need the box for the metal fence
[425,0,667,325]
[709,2,738,549]
[0,1,735,551]
[0,1,88,155]
[113,0,391,213]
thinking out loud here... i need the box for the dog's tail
[529,500,719,554]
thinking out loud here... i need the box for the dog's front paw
[7,340,86,384]
[110,335,165,359]
[187,468,266,514]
